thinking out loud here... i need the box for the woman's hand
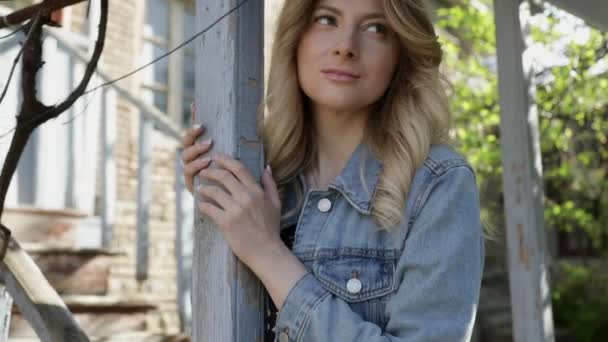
[196,153,283,266]
[181,102,213,194]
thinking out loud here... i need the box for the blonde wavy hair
[259,0,452,231]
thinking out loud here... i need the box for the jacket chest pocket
[313,255,396,327]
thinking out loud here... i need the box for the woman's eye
[315,15,335,26]
[366,23,387,34]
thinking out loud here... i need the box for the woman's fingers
[182,101,213,194]
[184,157,212,193]
[191,102,196,125]
[181,125,205,149]
[182,138,213,164]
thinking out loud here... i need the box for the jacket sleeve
[273,165,485,342]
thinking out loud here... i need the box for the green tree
[436,1,608,340]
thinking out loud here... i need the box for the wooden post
[193,0,265,340]
[136,115,153,281]
[0,284,12,341]
[175,149,194,333]
[101,87,117,247]
[0,235,89,342]
[494,1,555,341]
[546,0,608,32]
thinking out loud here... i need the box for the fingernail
[192,124,201,130]
[266,164,272,175]
[200,138,213,146]
[200,156,211,163]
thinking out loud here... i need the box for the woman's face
[296,0,401,114]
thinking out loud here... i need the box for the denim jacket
[272,142,485,342]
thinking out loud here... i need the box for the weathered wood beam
[175,149,194,332]
[0,0,86,29]
[493,1,555,341]
[193,0,266,340]
[0,284,12,341]
[135,117,152,281]
[101,88,117,247]
[545,0,608,32]
[0,235,89,342]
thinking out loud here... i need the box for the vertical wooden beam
[175,149,193,333]
[65,55,78,209]
[37,36,69,210]
[0,239,89,342]
[168,0,185,125]
[193,0,265,341]
[545,0,608,32]
[0,284,12,341]
[136,116,153,281]
[101,87,117,247]
[0,27,22,208]
[493,1,555,341]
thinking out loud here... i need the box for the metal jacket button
[317,198,332,212]
[278,330,289,342]
[346,278,362,294]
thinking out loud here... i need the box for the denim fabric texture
[272,142,485,342]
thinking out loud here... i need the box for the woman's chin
[308,95,370,113]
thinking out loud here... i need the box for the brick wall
[68,0,182,334]
[64,0,294,335]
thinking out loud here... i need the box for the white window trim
[141,0,194,128]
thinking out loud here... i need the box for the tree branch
[0,0,107,222]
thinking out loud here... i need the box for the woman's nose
[332,29,359,60]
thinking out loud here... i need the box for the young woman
[181,0,485,341]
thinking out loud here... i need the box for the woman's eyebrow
[315,4,386,20]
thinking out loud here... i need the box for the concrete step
[25,246,123,296]
[3,206,103,249]
[9,295,162,339]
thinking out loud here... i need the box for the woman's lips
[321,69,361,83]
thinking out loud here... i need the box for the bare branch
[0,0,107,222]
[0,15,41,108]
[26,0,108,129]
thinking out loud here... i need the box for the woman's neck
[306,105,369,190]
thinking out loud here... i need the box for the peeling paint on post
[494,1,555,341]
[192,1,265,341]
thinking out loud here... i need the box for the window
[142,0,195,128]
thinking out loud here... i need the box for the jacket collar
[281,141,384,227]
[326,141,384,215]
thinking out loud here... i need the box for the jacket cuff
[274,271,329,341]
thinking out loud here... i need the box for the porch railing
[0,14,194,338]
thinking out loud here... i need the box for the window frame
[142,0,195,128]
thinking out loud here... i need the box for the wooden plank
[193,0,265,341]
[101,88,117,247]
[493,1,555,341]
[175,149,193,333]
[0,237,89,342]
[0,28,22,208]
[36,36,69,210]
[167,0,185,125]
[546,0,607,32]
[0,284,12,341]
[135,116,153,281]
[65,56,100,215]
[65,54,79,210]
